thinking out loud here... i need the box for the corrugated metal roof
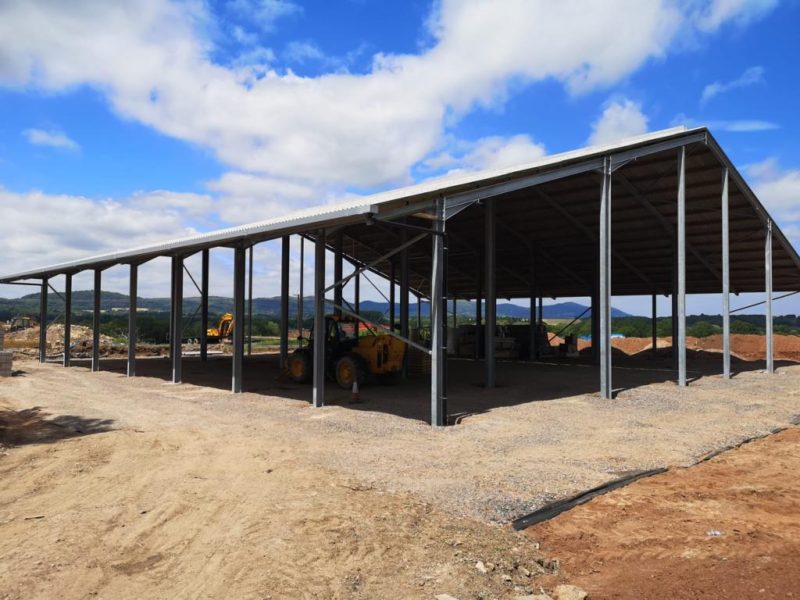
[0,126,702,283]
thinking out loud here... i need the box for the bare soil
[1,353,799,598]
[531,426,800,599]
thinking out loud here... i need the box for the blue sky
[1,0,799,317]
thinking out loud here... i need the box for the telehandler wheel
[335,353,366,389]
[288,349,312,383]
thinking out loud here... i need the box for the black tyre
[335,353,367,389]
[288,349,312,383]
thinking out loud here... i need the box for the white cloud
[0,186,199,294]
[701,65,764,104]
[227,0,301,31]
[22,128,80,151]
[689,0,777,32]
[0,0,771,195]
[284,40,326,64]
[746,158,800,244]
[422,134,546,175]
[671,113,778,132]
[588,98,649,146]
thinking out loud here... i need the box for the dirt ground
[1,352,799,598]
[532,426,800,599]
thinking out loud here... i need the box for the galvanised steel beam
[172,255,183,384]
[92,269,101,372]
[400,229,409,378]
[200,249,209,362]
[39,277,48,364]
[651,293,657,359]
[677,147,687,387]
[765,220,774,374]
[389,261,396,329]
[232,246,246,393]
[721,168,731,379]
[475,248,483,360]
[431,197,447,426]
[280,236,290,370]
[313,230,327,408]
[334,231,343,317]
[599,157,613,399]
[298,237,305,337]
[128,265,137,377]
[247,246,254,356]
[354,267,360,314]
[485,199,496,388]
[63,274,72,368]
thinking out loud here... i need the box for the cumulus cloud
[422,134,546,175]
[22,128,80,151]
[227,0,301,31]
[701,65,765,104]
[671,113,778,132]
[689,0,777,32]
[588,98,649,146]
[747,159,800,241]
[0,0,770,196]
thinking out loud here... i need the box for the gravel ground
[3,352,799,525]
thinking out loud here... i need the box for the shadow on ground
[60,345,797,426]
[0,406,114,447]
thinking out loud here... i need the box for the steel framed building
[3,127,799,425]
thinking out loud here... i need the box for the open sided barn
[3,126,799,425]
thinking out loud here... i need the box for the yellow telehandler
[288,316,406,389]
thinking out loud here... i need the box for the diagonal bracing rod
[323,231,428,294]
[616,173,724,288]
[535,189,652,286]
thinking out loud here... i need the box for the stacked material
[0,330,11,376]
[407,329,431,376]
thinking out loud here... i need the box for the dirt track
[532,427,800,599]
[2,354,800,598]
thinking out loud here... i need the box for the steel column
[476,250,483,360]
[591,259,600,366]
[765,220,774,374]
[354,270,360,315]
[677,147,687,387]
[400,233,409,377]
[232,246,246,393]
[538,296,543,323]
[334,231,343,318]
[485,200,496,388]
[200,249,209,362]
[721,168,731,379]
[599,157,612,399]
[313,230,326,408]
[651,293,657,359]
[298,237,305,338]
[247,245,254,355]
[389,261,396,329]
[451,297,457,329]
[431,198,447,426]
[128,265,137,377]
[92,269,101,372]
[63,274,72,367]
[416,294,422,330]
[172,256,183,384]
[280,235,290,370]
[38,277,48,363]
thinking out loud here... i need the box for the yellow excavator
[288,316,406,389]
[206,313,234,343]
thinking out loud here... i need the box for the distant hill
[1,291,629,320]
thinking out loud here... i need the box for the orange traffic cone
[350,379,361,404]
